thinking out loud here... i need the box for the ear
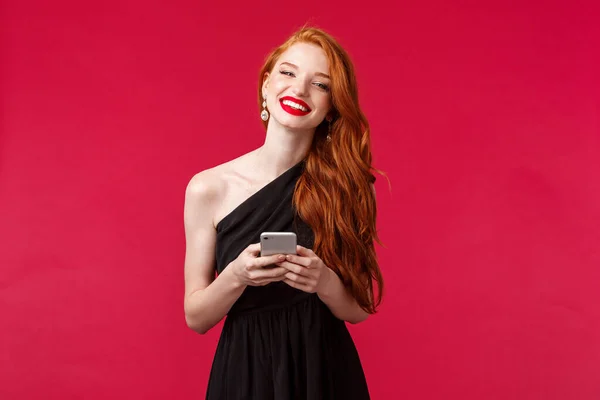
[262,72,270,97]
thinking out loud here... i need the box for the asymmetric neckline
[215,159,305,232]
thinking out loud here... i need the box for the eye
[314,82,330,91]
[279,70,295,77]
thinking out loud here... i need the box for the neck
[254,118,314,180]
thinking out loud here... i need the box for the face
[262,42,332,131]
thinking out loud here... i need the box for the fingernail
[278,255,285,261]
[286,255,291,259]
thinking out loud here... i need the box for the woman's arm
[319,181,377,323]
[316,268,370,324]
[183,172,290,334]
[279,183,378,324]
[182,172,246,334]
[278,247,370,324]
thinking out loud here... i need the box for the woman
[183,26,384,399]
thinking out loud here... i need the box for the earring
[326,117,332,141]
[260,95,269,121]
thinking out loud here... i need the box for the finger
[254,274,288,286]
[284,272,311,285]
[257,266,288,279]
[252,277,284,286]
[284,254,311,267]
[283,278,311,292]
[250,254,286,269]
[296,245,315,257]
[276,260,308,275]
[248,267,288,285]
[245,243,261,255]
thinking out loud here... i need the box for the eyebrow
[280,62,330,79]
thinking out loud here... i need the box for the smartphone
[260,232,297,256]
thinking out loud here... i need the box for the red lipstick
[279,96,311,116]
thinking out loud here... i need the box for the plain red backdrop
[1,0,599,399]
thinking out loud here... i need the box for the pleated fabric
[206,160,370,400]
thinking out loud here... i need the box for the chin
[275,115,317,131]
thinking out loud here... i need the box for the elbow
[347,314,369,325]
[184,297,212,334]
[346,309,370,325]
[185,314,210,335]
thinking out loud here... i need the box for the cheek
[268,77,287,93]
[314,95,332,114]
[266,80,286,104]
[267,94,280,111]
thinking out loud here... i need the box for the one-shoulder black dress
[206,160,370,400]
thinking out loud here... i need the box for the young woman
[183,26,384,399]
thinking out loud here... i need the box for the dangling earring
[326,117,332,142]
[260,95,269,121]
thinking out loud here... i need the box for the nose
[291,78,310,97]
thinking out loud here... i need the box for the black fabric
[206,160,370,400]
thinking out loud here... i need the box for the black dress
[206,160,370,400]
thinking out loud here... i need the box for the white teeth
[282,99,309,112]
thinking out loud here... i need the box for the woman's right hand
[229,243,289,287]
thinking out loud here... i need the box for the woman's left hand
[276,245,332,294]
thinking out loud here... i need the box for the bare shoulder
[187,153,254,192]
[185,154,254,227]
[185,165,228,226]
[186,167,224,203]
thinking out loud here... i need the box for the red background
[1,1,599,399]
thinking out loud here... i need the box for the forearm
[317,268,369,324]
[184,266,246,334]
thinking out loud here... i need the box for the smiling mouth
[279,97,312,116]
[281,99,310,112]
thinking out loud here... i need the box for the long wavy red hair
[257,26,384,314]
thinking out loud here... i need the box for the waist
[227,287,316,317]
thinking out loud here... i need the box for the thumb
[246,243,261,255]
[296,245,313,257]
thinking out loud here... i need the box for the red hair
[257,26,384,314]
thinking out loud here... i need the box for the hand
[229,243,289,287]
[276,245,333,294]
